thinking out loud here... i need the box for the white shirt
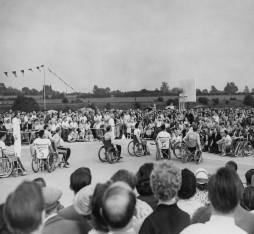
[0,140,6,150]
[177,197,204,218]
[156,131,171,140]
[180,215,247,234]
[33,138,51,146]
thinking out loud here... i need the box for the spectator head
[33,178,46,188]
[178,168,197,200]
[195,168,209,191]
[208,167,242,214]
[242,186,254,211]
[136,163,154,196]
[0,204,10,234]
[42,187,62,215]
[38,130,44,138]
[4,181,44,234]
[74,185,94,216]
[161,124,166,131]
[102,182,136,230]
[192,124,198,132]
[91,181,112,232]
[245,169,254,186]
[191,205,211,224]
[225,161,238,172]
[106,125,111,132]
[150,160,181,201]
[70,167,92,194]
[0,132,6,140]
[111,170,137,190]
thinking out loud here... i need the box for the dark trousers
[116,145,121,156]
[57,146,71,163]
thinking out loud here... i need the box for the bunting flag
[36,66,41,72]
[28,68,33,72]
[47,67,76,92]
[12,71,17,78]
[21,70,24,76]
[4,72,8,77]
[41,65,44,67]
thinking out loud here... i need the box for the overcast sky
[1,0,254,93]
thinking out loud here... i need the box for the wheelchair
[98,138,120,164]
[155,137,171,160]
[0,148,25,178]
[234,137,253,157]
[127,135,150,157]
[31,144,55,173]
[175,142,203,164]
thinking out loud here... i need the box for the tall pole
[43,66,46,110]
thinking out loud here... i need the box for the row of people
[2,159,254,234]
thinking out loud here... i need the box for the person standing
[12,112,26,175]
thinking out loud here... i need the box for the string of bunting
[47,67,75,92]
[2,65,75,92]
[3,65,45,78]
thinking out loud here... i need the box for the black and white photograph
[0,0,254,234]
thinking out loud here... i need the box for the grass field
[0,94,252,112]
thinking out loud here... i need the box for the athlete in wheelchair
[182,124,203,164]
[132,122,150,156]
[155,124,171,160]
[0,132,26,178]
[30,130,56,173]
[99,125,122,164]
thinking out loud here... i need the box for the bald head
[102,182,136,230]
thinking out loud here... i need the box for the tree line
[0,81,253,99]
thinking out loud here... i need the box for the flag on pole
[28,68,33,72]
[21,70,24,76]
[12,71,17,77]
[36,66,41,72]
[4,72,8,77]
[41,65,44,67]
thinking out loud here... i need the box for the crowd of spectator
[1,106,254,157]
[1,160,254,234]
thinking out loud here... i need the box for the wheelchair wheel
[177,143,189,163]
[106,146,119,164]
[173,142,184,159]
[127,141,135,156]
[0,158,13,178]
[46,153,55,173]
[32,156,40,173]
[194,150,203,164]
[243,141,252,157]
[134,143,143,157]
[98,146,107,162]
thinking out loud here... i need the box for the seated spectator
[245,169,254,186]
[177,169,203,218]
[102,182,136,234]
[89,181,113,234]
[4,181,44,234]
[191,205,211,224]
[42,187,90,234]
[140,160,190,234]
[111,169,153,233]
[0,204,11,234]
[242,186,254,213]
[180,167,246,234]
[33,177,47,188]
[225,160,238,172]
[193,168,209,205]
[59,167,92,220]
[136,163,158,210]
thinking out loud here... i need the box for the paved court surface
[0,139,253,206]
